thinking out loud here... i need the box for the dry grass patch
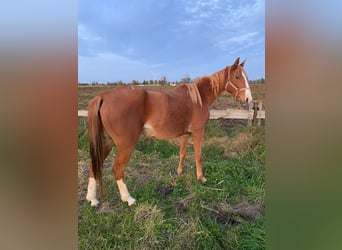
[134,204,164,248]
[211,201,264,225]
[173,219,200,249]
[204,129,255,159]
[78,149,90,198]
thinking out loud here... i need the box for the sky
[78,0,265,83]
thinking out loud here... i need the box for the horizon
[77,76,266,85]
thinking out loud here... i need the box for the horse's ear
[232,57,240,69]
[240,60,246,67]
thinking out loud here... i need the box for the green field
[78,85,265,249]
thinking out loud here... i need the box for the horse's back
[100,85,146,109]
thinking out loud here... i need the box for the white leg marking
[242,72,253,103]
[117,179,136,206]
[143,123,154,137]
[86,177,99,206]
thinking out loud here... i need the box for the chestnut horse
[86,57,252,206]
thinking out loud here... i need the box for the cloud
[178,0,221,28]
[214,32,262,53]
[184,0,220,15]
[175,0,264,53]
[78,0,265,81]
[179,0,263,28]
[78,24,101,42]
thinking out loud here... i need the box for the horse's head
[225,57,253,104]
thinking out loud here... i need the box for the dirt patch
[126,154,164,187]
[176,199,190,213]
[155,184,174,197]
[210,202,264,225]
[97,201,120,214]
[175,193,195,213]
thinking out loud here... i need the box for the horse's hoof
[177,169,183,175]
[127,196,136,206]
[198,176,207,182]
[89,199,99,206]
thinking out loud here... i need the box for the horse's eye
[235,75,239,80]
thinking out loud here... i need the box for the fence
[78,100,265,126]
[210,100,265,126]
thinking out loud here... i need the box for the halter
[225,67,249,98]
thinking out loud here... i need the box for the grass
[78,117,265,249]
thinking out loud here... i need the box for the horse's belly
[143,122,190,139]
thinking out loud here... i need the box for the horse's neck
[196,69,226,106]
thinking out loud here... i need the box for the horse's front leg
[192,128,207,182]
[177,134,188,175]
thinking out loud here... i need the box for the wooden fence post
[251,101,257,126]
[257,100,263,126]
[247,102,254,126]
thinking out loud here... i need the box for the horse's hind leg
[86,132,113,206]
[112,144,136,206]
[177,134,188,175]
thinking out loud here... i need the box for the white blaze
[242,71,253,103]
[86,177,99,206]
[117,179,136,206]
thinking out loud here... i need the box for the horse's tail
[87,95,105,201]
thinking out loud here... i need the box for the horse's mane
[194,66,228,105]
[209,72,221,97]
[184,83,203,107]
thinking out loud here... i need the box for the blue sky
[78,0,264,83]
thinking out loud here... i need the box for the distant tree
[160,76,167,86]
[131,80,140,85]
[181,74,191,83]
[248,78,265,84]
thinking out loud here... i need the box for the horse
[86,57,252,206]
